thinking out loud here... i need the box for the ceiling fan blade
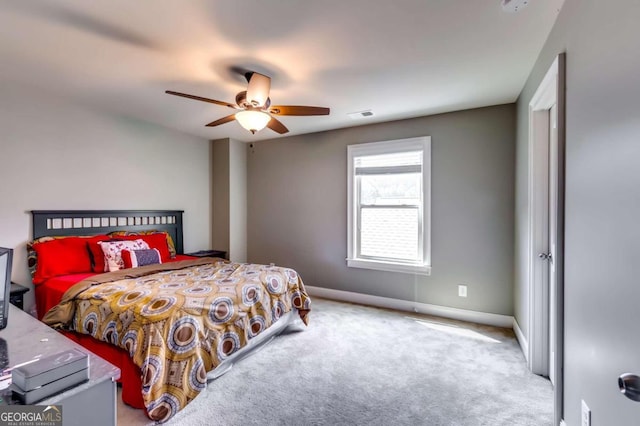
[245,72,271,107]
[165,90,238,109]
[268,105,330,116]
[205,114,236,127]
[266,117,289,134]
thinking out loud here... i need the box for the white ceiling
[0,0,564,142]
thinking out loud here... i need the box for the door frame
[527,53,565,424]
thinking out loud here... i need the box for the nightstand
[10,283,29,311]
[186,250,227,259]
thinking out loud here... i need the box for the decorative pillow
[29,235,107,285]
[99,239,149,272]
[108,231,176,258]
[106,233,171,262]
[121,249,162,269]
[88,238,125,273]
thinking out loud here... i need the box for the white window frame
[347,136,431,275]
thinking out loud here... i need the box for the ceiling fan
[166,72,330,135]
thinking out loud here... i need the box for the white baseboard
[306,286,513,328]
[560,420,566,426]
[513,318,529,361]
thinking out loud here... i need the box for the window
[347,136,431,275]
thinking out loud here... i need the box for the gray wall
[514,0,640,424]
[211,138,247,262]
[211,139,231,255]
[0,83,211,314]
[248,104,515,315]
[229,139,247,262]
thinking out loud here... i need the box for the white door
[548,103,558,386]
[531,104,556,383]
[528,54,565,425]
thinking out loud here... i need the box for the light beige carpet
[117,298,552,425]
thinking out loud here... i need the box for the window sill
[346,258,431,276]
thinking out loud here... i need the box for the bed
[29,210,311,423]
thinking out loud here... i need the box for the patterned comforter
[43,258,311,422]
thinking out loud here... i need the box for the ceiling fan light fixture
[166,71,328,135]
[235,110,271,134]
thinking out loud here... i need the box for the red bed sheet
[35,254,197,410]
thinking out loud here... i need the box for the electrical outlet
[581,400,591,426]
[458,285,467,298]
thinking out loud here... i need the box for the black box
[11,368,88,404]
[12,348,88,391]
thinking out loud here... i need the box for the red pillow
[112,234,171,262]
[87,236,113,273]
[32,236,104,284]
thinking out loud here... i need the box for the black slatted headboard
[31,210,184,254]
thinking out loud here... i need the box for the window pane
[360,207,419,261]
[355,150,421,168]
[359,173,421,205]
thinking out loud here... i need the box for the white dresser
[0,305,120,426]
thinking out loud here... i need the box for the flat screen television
[0,248,13,330]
